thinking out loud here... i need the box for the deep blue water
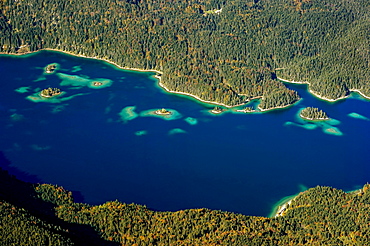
[1,50,369,216]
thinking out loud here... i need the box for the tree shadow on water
[0,151,119,246]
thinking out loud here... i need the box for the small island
[40,87,62,98]
[300,107,329,121]
[211,106,224,114]
[44,63,57,74]
[155,108,171,115]
[92,81,103,87]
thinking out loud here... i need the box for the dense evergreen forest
[300,107,329,120]
[1,165,370,245]
[1,0,369,108]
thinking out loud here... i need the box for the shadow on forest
[0,151,119,246]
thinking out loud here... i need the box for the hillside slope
[1,0,369,108]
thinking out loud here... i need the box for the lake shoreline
[277,77,370,102]
[1,49,298,111]
[3,50,370,106]
[272,187,365,218]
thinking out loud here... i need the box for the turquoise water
[1,50,369,216]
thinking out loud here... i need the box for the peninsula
[210,106,224,114]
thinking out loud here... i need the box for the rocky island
[300,107,329,121]
[40,87,62,98]
[92,81,103,87]
[155,108,171,115]
[44,63,57,74]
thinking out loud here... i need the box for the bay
[0,50,369,216]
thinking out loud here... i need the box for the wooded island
[300,107,329,121]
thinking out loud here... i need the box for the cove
[0,50,369,217]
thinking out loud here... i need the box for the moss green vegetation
[3,0,369,109]
[1,165,370,245]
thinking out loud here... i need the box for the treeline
[2,0,369,108]
[0,166,121,245]
[52,184,370,245]
[300,107,329,120]
[0,201,72,245]
[1,165,370,245]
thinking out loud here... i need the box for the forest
[1,165,370,245]
[299,107,329,120]
[1,0,369,109]
[1,0,370,244]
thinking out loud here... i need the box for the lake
[1,50,369,216]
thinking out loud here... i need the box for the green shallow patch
[33,76,47,82]
[168,128,187,135]
[301,123,317,130]
[30,144,51,151]
[135,130,147,136]
[119,106,139,123]
[184,117,198,125]
[348,112,370,121]
[268,184,307,218]
[57,73,113,89]
[15,87,31,93]
[71,65,82,72]
[10,113,25,122]
[26,91,86,103]
[50,105,68,114]
[284,121,317,130]
[291,109,343,135]
[325,118,341,125]
[322,125,343,136]
[140,109,182,120]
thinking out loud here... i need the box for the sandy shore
[0,48,163,74]
[258,102,297,112]
[299,114,329,121]
[2,48,249,108]
[157,80,247,108]
[5,49,351,109]
[274,199,293,217]
[277,76,370,102]
[273,186,366,217]
[350,89,370,100]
